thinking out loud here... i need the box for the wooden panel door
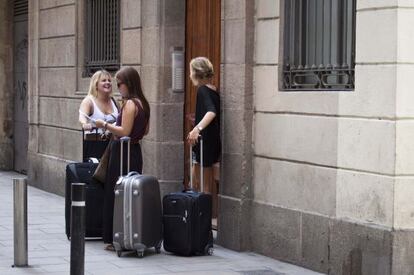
[184,0,221,187]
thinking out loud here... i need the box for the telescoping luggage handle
[82,128,99,161]
[119,137,131,176]
[189,135,203,192]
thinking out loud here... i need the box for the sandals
[104,244,115,251]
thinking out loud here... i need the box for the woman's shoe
[104,244,115,251]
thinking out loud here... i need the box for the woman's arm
[79,97,93,130]
[187,111,216,145]
[95,99,136,137]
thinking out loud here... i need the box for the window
[281,0,356,91]
[14,0,28,16]
[85,0,120,76]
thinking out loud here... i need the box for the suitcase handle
[82,128,99,161]
[126,171,139,177]
[189,135,203,192]
[120,136,131,176]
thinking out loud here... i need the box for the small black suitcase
[65,162,104,239]
[65,128,109,239]
[163,137,214,256]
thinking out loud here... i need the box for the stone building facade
[0,0,414,274]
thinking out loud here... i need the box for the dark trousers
[102,140,142,244]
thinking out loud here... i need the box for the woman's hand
[82,123,93,131]
[95,119,106,129]
[187,128,200,146]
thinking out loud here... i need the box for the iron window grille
[281,0,356,91]
[85,0,120,76]
[14,0,28,16]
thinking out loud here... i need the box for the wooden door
[184,0,221,187]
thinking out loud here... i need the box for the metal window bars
[85,0,120,76]
[13,0,28,16]
[282,0,356,91]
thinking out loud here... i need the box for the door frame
[183,0,221,187]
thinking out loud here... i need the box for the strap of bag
[111,97,120,112]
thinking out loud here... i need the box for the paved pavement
[0,170,325,275]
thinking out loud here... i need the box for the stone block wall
[26,0,186,197]
[13,0,414,273]
[27,0,77,195]
[217,0,255,251]
[140,0,186,197]
[250,0,414,274]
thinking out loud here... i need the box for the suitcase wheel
[137,250,144,258]
[155,241,162,254]
[205,245,214,256]
[116,250,122,257]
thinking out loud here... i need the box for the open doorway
[184,0,221,229]
[13,0,28,174]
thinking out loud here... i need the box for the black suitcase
[65,128,110,239]
[163,137,214,256]
[65,162,104,239]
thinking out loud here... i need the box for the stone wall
[27,0,77,194]
[217,0,255,251]
[0,0,14,170]
[26,0,186,197]
[13,0,414,273]
[140,0,186,197]
[250,0,414,274]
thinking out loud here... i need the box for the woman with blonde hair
[79,70,119,134]
[187,57,220,218]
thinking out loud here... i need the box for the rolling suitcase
[162,136,214,256]
[65,129,107,239]
[112,137,163,258]
[65,161,104,239]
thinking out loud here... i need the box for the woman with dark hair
[95,66,150,251]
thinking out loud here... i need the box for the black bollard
[70,182,85,275]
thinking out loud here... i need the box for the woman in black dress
[187,57,220,217]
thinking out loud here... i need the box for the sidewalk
[0,170,325,275]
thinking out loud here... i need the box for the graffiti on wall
[15,35,28,67]
[16,80,27,110]
[14,35,28,111]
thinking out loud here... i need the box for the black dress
[193,85,221,167]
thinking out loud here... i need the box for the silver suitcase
[112,137,162,257]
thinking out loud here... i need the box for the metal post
[13,178,28,267]
[70,183,86,275]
